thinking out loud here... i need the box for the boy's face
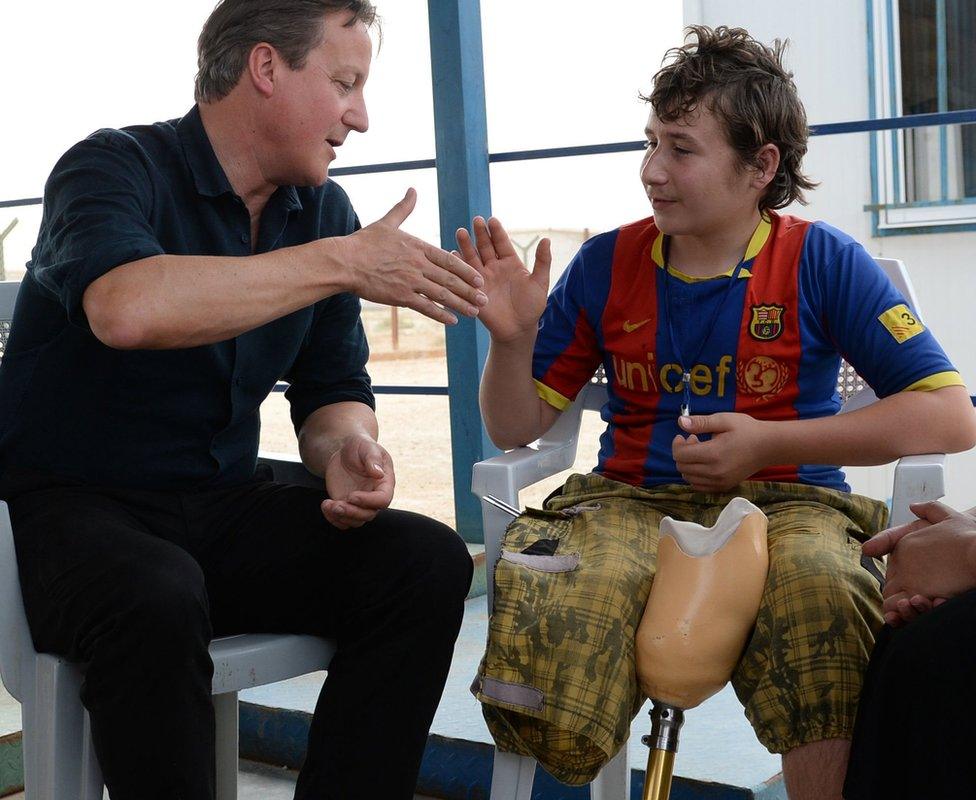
[640,104,764,237]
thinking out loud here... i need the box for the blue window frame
[869,0,976,233]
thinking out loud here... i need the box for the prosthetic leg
[636,498,769,800]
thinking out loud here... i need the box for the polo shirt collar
[178,105,234,198]
[176,105,303,212]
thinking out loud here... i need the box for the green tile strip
[0,732,24,797]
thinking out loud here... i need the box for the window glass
[896,0,976,203]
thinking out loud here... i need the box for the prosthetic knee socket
[636,497,769,800]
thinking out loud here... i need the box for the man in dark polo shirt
[0,2,484,798]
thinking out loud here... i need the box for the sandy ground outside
[258,305,606,530]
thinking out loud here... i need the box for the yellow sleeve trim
[534,380,572,411]
[902,371,966,392]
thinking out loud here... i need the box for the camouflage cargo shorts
[472,472,887,785]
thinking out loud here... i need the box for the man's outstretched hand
[343,188,489,325]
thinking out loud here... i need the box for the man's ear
[751,143,781,191]
[246,43,277,98]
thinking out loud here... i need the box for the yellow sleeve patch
[878,304,925,343]
[534,380,572,411]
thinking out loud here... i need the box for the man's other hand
[342,188,488,325]
[321,434,396,529]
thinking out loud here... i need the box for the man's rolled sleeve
[31,132,165,326]
[284,292,375,434]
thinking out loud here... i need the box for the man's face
[265,13,372,187]
[640,104,761,237]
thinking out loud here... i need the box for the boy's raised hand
[455,216,551,343]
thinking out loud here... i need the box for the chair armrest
[471,439,579,509]
[889,453,947,528]
[472,438,584,613]
[471,394,591,611]
[470,385,593,508]
[257,450,322,490]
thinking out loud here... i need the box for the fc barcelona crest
[749,304,786,341]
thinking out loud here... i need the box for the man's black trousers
[3,469,473,800]
[844,588,976,799]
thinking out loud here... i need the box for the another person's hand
[342,188,488,325]
[862,501,976,627]
[671,413,768,492]
[455,216,551,343]
[321,434,396,530]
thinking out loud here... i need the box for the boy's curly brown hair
[643,25,817,210]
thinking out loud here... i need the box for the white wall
[686,0,976,506]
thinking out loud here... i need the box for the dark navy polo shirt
[0,105,373,490]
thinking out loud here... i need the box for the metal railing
[3,108,976,400]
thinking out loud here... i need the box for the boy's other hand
[672,412,768,492]
[455,216,551,344]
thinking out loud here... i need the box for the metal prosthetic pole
[641,701,684,800]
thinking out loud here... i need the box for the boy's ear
[751,143,781,191]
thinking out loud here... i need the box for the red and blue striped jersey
[532,212,963,491]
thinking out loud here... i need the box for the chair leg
[80,709,104,800]
[591,742,630,800]
[26,654,104,800]
[214,691,239,800]
[489,749,536,800]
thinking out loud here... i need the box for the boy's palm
[456,217,551,342]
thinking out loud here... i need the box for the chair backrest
[550,257,918,430]
[0,280,34,701]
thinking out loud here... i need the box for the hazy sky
[2,1,683,269]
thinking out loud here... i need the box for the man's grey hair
[195,0,379,103]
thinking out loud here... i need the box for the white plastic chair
[471,257,947,799]
[0,280,335,800]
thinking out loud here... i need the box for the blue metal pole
[885,0,902,202]
[427,0,498,543]
[936,0,949,201]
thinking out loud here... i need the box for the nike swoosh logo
[623,318,652,333]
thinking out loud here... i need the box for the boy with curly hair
[465,26,975,798]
